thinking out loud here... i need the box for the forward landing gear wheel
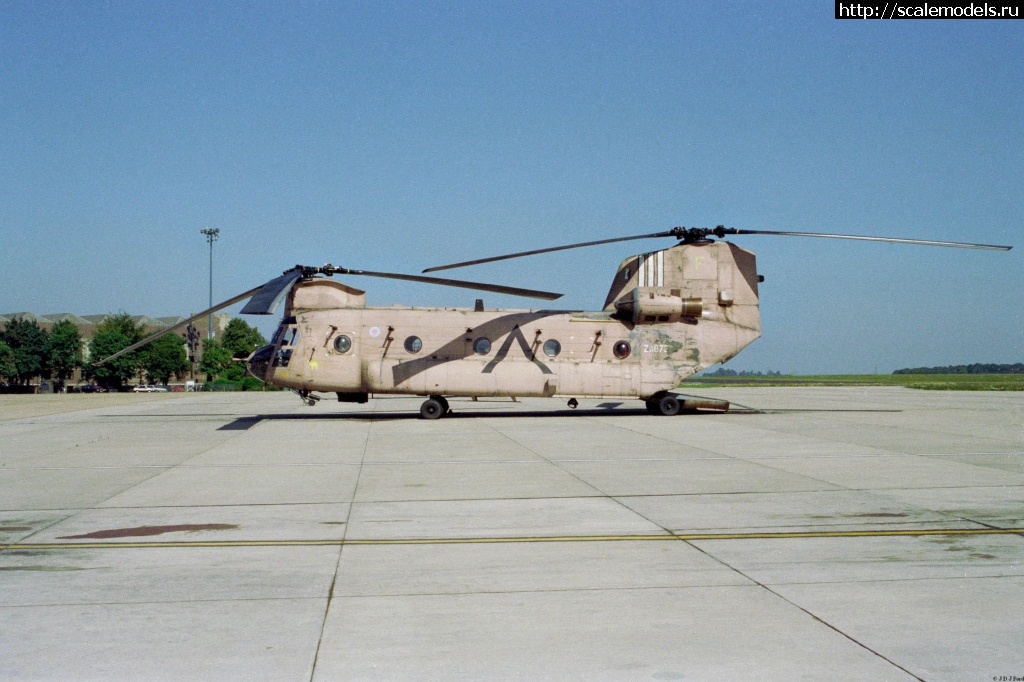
[431,395,450,414]
[420,397,446,420]
[645,393,680,416]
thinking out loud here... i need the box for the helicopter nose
[246,344,274,381]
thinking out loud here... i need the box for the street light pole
[200,228,220,340]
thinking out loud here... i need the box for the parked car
[132,385,169,393]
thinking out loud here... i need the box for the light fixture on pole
[200,228,220,340]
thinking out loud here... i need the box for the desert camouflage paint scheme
[249,241,760,408]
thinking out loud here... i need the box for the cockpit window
[271,317,298,345]
[273,325,299,368]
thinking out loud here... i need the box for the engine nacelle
[613,287,704,324]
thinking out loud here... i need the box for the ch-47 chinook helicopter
[100,225,1010,419]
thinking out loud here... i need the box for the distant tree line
[704,368,783,377]
[0,315,266,390]
[0,318,83,389]
[893,363,1024,375]
[197,318,268,388]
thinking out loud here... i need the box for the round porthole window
[473,337,491,355]
[613,341,631,359]
[333,335,352,353]
[404,336,423,353]
[543,339,561,357]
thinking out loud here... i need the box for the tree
[222,318,267,359]
[0,318,50,385]
[48,320,83,388]
[0,340,16,383]
[87,314,144,390]
[141,333,189,385]
[198,338,233,380]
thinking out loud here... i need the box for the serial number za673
[642,344,669,353]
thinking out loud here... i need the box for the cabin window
[404,336,422,354]
[543,339,561,357]
[334,335,352,354]
[613,341,631,359]
[473,337,491,355]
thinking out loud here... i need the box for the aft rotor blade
[422,230,677,273]
[723,228,1012,251]
[92,273,297,367]
[338,268,563,300]
[424,225,1011,274]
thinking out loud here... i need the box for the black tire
[656,395,681,416]
[420,398,445,420]
[431,395,450,414]
[644,399,661,415]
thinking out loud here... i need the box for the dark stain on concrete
[0,565,87,572]
[0,527,33,532]
[845,513,910,519]
[58,524,239,540]
[2,550,49,557]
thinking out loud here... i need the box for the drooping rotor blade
[715,227,1012,251]
[422,230,679,273]
[240,267,305,314]
[325,266,562,300]
[93,268,308,367]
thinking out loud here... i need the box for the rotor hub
[671,225,735,243]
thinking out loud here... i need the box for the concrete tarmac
[1,388,1022,681]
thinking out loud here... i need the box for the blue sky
[1,1,1020,373]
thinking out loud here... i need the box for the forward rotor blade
[422,230,676,273]
[92,271,300,367]
[339,268,563,300]
[240,268,305,315]
[722,228,1012,251]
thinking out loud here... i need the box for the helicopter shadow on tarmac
[213,404,901,430]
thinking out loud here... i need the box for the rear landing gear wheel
[656,394,681,416]
[420,397,446,420]
[645,393,680,416]
[430,395,450,414]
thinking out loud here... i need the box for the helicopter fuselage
[247,241,762,408]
